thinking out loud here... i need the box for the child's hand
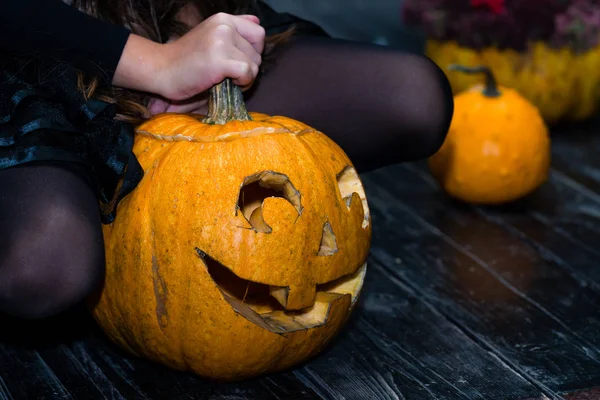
[113,13,265,103]
[156,12,265,100]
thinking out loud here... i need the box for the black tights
[0,162,105,319]
[0,38,453,319]
[246,37,453,171]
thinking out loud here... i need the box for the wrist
[112,33,169,97]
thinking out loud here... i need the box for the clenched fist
[113,12,266,105]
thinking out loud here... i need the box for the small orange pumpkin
[429,65,551,205]
[89,79,372,381]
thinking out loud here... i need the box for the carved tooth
[269,286,289,308]
[270,284,316,310]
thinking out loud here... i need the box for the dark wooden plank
[0,345,71,400]
[564,387,600,399]
[550,128,600,196]
[530,387,600,400]
[400,161,600,356]
[362,166,600,395]
[400,162,600,338]
[37,345,113,400]
[66,341,132,400]
[278,252,542,400]
[503,132,600,259]
[0,311,102,400]
[332,258,540,399]
[0,310,134,400]
[72,326,315,400]
[0,375,12,400]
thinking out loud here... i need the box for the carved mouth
[196,249,367,334]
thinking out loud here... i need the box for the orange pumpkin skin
[429,65,551,204]
[90,81,372,381]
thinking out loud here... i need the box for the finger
[234,33,262,67]
[222,55,258,88]
[229,15,265,54]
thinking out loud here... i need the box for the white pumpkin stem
[203,78,253,125]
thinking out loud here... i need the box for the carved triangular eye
[337,166,370,228]
[317,221,338,256]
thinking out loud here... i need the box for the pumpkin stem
[202,78,253,125]
[448,64,500,98]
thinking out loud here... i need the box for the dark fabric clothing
[0,161,106,319]
[0,1,324,84]
[0,59,143,224]
[0,0,130,84]
[253,2,330,37]
[245,36,453,171]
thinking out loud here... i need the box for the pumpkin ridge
[147,159,191,364]
[148,164,171,336]
[265,118,298,134]
[134,127,318,143]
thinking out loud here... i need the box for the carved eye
[236,171,302,233]
[337,166,370,229]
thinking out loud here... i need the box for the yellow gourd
[427,40,600,122]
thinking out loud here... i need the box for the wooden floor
[3,126,600,400]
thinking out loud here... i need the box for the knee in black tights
[246,37,454,171]
[377,54,454,162]
[0,163,105,319]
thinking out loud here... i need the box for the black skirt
[0,5,327,225]
[0,60,143,225]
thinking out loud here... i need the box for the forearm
[112,34,166,96]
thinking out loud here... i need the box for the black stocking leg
[0,162,105,319]
[247,37,454,172]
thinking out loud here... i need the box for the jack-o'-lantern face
[90,81,372,381]
[198,163,369,332]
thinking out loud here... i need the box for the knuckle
[241,62,252,76]
[212,12,228,22]
[214,23,233,36]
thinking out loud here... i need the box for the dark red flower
[471,0,505,14]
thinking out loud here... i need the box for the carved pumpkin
[429,65,551,205]
[427,40,600,123]
[89,79,372,381]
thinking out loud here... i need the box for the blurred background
[264,0,600,126]
[263,0,424,51]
